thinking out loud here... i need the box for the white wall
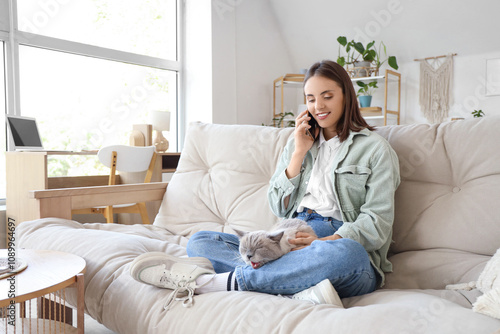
[211,0,237,124]
[400,51,500,124]
[183,0,294,128]
[184,0,500,127]
[212,0,294,125]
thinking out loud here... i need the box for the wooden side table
[0,249,86,333]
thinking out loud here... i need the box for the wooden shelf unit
[353,69,401,125]
[273,74,305,127]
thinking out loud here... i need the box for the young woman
[130,60,400,310]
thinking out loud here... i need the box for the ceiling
[268,0,500,70]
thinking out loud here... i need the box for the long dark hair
[304,60,374,142]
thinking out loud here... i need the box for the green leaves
[351,41,376,61]
[356,80,378,96]
[365,49,377,62]
[271,112,296,127]
[388,56,398,70]
[337,56,346,67]
[472,109,485,117]
[352,42,365,54]
[337,36,348,46]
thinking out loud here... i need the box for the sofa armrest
[28,182,168,220]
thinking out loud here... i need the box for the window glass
[19,46,177,177]
[17,0,177,60]
[0,42,6,199]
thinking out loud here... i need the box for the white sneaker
[292,279,344,308]
[130,252,216,310]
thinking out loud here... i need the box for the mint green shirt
[267,128,401,286]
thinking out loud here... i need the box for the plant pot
[359,95,372,108]
[353,61,372,78]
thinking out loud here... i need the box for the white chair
[72,145,157,224]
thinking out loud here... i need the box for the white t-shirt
[297,129,342,220]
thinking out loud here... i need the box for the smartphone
[306,111,318,140]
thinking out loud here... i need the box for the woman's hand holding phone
[294,110,319,155]
[285,110,319,181]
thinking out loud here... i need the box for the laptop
[6,115,70,152]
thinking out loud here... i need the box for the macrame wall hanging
[414,53,457,123]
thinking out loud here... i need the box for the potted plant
[270,111,296,128]
[356,80,378,108]
[336,37,374,77]
[472,109,485,117]
[336,36,398,77]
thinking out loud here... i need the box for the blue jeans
[187,211,378,298]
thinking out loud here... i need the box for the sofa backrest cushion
[377,117,500,256]
[154,118,500,257]
[154,122,293,235]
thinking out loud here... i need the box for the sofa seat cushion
[18,218,500,334]
[102,272,500,334]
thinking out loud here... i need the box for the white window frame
[0,0,184,203]
[0,33,7,206]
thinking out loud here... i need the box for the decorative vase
[359,96,372,108]
[154,130,169,152]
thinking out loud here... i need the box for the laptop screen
[6,115,43,149]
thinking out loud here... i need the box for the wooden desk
[6,151,181,234]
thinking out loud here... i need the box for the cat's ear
[232,228,247,238]
[268,231,284,243]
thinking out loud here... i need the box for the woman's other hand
[290,232,343,251]
[289,231,318,251]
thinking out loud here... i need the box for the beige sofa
[18,118,500,333]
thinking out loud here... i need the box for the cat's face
[239,230,285,269]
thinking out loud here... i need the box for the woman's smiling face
[304,75,345,140]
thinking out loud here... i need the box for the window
[20,46,177,150]
[19,46,177,176]
[1,0,181,194]
[17,0,177,60]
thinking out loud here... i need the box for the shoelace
[164,279,195,311]
[162,273,216,311]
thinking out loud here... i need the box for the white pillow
[447,248,500,319]
[473,248,500,319]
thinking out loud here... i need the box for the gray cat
[239,219,317,269]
